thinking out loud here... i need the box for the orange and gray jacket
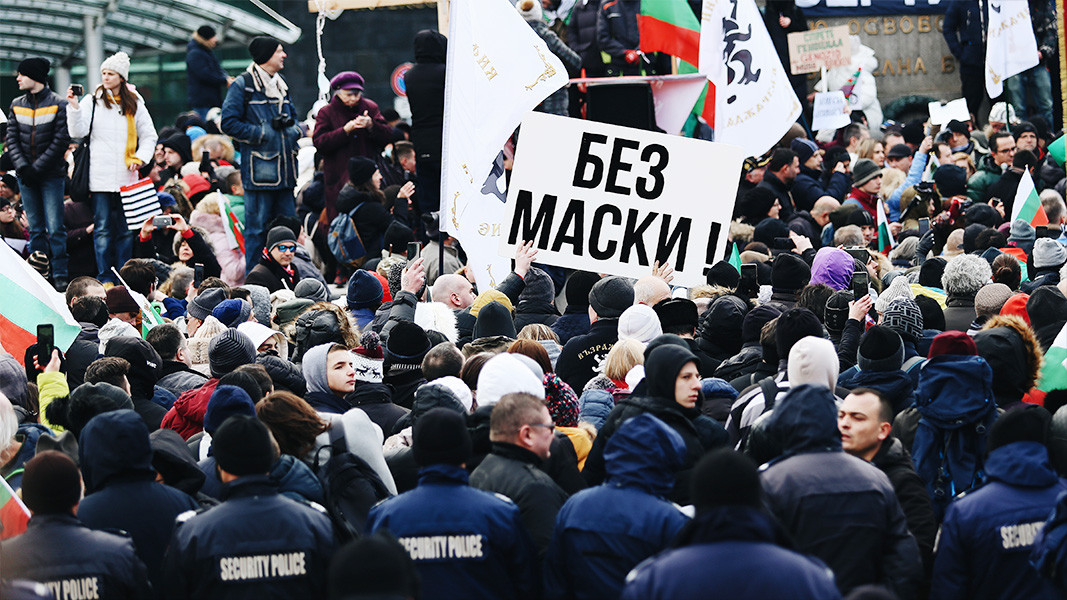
[5,86,70,179]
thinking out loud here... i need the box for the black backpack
[313,425,391,540]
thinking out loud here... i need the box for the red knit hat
[999,293,1031,325]
[927,331,978,358]
[182,173,210,198]
[370,271,391,303]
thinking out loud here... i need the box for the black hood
[973,326,1031,405]
[149,428,206,496]
[413,30,447,63]
[79,409,154,493]
[698,295,748,355]
[105,336,163,400]
[645,344,699,399]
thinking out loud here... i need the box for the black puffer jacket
[871,436,937,573]
[5,86,70,179]
[405,30,447,162]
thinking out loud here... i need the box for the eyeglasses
[0,205,13,211]
[526,423,555,430]
[274,244,297,253]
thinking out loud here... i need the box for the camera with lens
[271,114,295,131]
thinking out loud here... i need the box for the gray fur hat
[942,254,992,297]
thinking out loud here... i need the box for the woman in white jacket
[66,52,157,285]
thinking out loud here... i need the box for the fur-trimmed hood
[976,314,1043,406]
[414,301,459,343]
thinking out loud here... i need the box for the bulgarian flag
[636,0,710,125]
[0,475,29,539]
[217,193,246,253]
[1011,169,1049,227]
[111,267,164,337]
[878,199,896,253]
[1037,321,1067,392]
[0,242,80,366]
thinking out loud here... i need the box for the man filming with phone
[133,212,221,279]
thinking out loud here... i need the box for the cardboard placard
[500,113,745,288]
[927,98,970,126]
[787,26,851,74]
[812,91,852,131]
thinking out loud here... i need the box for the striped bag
[120,177,161,231]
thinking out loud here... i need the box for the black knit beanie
[21,451,81,514]
[212,415,274,476]
[775,307,824,359]
[248,36,281,65]
[857,325,904,372]
[208,329,256,378]
[989,404,1051,451]
[18,57,50,85]
[771,253,811,295]
[565,271,600,308]
[413,407,472,466]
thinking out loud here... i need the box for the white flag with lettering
[985,0,1040,97]
[699,0,801,157]
[440,0,569,293]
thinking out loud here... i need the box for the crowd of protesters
[6,3,1067,599]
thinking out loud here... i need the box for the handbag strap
[87,97,96,139]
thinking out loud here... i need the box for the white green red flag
[638,0,701,65]
[112,267,164,336]
[1011,169,1050,227]
[878,198,896,253]
[217,192,246,253]
[0,475,29,540]
[1038,321,1067,392]
[0,242,80,366]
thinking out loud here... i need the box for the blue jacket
[198,454,323,504]
[912,354,997,520]
[793,166,850,211]
[943,0,987,66]
[544,414,691,599]
[761,385,922,597]
[220,70,302,190]
[1,514,152,599]
[837,368,916,415]
[932,442,1067,600]
[2,423,53,490]
[888,152,929,221]
[367,464,539,600]
[163,475,335,599]
[77,410,199,591]
[621,506,841,600]
[186,38,229,108]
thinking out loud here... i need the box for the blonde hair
[517,324,559,343]
[858,138,884,163]
[604,338,644,381]
[191,134,235,164]
[880,167,906,201]
[951,152,977,178]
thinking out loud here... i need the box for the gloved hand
[16,164,37,184]
[624,50,639,64]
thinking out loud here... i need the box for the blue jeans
[91,191,133,283]
[18,176,67,281]
[243,188,296,273]
[1006,65,1054,130]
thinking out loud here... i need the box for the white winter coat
[67,90,157,192]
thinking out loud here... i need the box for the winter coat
[313,95,394,220]
[1,514,152,598]
[65,198,97,279]
[157,361,210,398]
[163,475,335,599]
[696,295,748,367]
[190,202,245,286]
[552,308,591,346]
[77,410,199,590]
[6,86,70,179]
[244,252,297,292]
[568,0,602,70]
[220,70,302,191]
[186,37,229,108]
[621,506,841,600]
[64,322,101,389]
[911,354,997,520]
[597,0,640,61]
[161,378,219,439]
[943,294,979,332]
[470,442,569,557]
[932,441,1067,600]
[67,89,157,192]
[1,423,53,490]
[871,437,938,572]
[1022,267,1062,294]
[198,453,325,505]
[793,165,850,211]
[514,300,561,330]
[968,155,1005,203]
[335,184,391,260]
[544,414,691,599]
[346,382,408,435]
[584,346,729,504]
[556,318,620,394]
[404,30,447,164]
[943,0,987,66]
[761,384,923,597]
[367,464,539,600]
[314,409,398,496]
[134,227,220,278]
[577,389,614,431]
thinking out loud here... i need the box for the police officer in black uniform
[1,450,152,599]
[162,415,335,599]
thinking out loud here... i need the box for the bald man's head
[633,276,671,306]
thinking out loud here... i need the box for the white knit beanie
[100,51,131,81]
[476,353,544,407]
[874,275,914,314]
[617,304,663,344]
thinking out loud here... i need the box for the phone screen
[918,218,930,235]
[407,242,420,262]
[193,264,204,288]
[37,324,54,368]
[851,272,869,300]
[740,263,757,297]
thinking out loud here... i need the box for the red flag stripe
[636,14,701,66]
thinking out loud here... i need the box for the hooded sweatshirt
[302,343,353,414]
[810,247,856,291]
[77,410,199,590]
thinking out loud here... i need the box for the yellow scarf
[108,93,138,168]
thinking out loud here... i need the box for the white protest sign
[811,91,851,132]
[500,113,745,288]
[927,98,970,126]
